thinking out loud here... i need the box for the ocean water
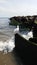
[0,18,16,53]
[0,18,33,54]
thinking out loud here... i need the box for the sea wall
[15,33,37,65]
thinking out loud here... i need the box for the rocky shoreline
[9,15,37,37]
[9,15,37,27]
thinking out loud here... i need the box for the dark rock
[29,38,37,43]
[33,23,37,37]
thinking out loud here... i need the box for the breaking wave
[0,26,19,54]
[22,30,33,40]
[0,25,33,54]
[0,36,15,54]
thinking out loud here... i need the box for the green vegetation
[9,18,20,26]
[9,16,37,30]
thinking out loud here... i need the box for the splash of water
[0,36,15,54]
[21,30,33,40]
[0,26,33,54]
[14,25,19,34]
[0,25,19,54]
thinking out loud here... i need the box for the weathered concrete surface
[15,33,37,65]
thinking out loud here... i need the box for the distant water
[0,18,33,53]
[0,18,16,39]
[0,18,16,53]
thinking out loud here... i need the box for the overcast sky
[0,0,37,17]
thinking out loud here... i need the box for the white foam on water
[21,30,33,40]
[14,25,19,34]
[0,25,19,54]
[0,25,33,54]
[0,36,15,54]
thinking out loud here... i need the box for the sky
[0,0,37,17]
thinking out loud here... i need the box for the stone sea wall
[15,33,37,65]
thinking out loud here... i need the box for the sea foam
[0,36,15,54]
[0,26,33,54]
[0,25,19,54]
